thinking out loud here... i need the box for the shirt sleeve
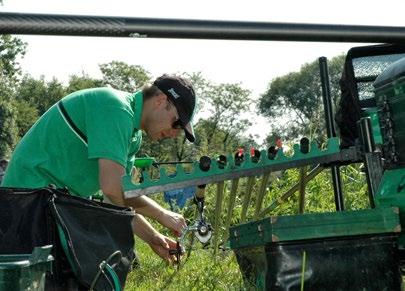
[85,91,134,167]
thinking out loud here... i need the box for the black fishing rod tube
[2,12,405,43]
[319,57,336,138]
[153,161,194,166]
[319,57,344,211]
[358,117,381,208]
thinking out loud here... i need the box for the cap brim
[184,122,195,143]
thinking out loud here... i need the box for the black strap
[58,102,87,143]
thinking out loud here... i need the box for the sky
[1,0,405,143]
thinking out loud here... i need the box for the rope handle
[90,251,122,291]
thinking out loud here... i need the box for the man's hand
[126,196,187,236]
[148,233,178,263]
[158,209,187,237]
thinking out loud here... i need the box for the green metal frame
[123,137,359,198]
[230,207,401,249]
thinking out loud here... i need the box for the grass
[124,238,245,290]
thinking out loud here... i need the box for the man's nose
[169,128,181,138]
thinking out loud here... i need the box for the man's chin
[151,133,162,142]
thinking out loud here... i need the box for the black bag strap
[49,192,135,290]
[58,101,88,143]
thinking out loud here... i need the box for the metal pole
[240,177,255,222]
[1,12,405,43]
[254,172,271,219]
[223,179,239,244]
[319,57,344,211]
[358,117,383,208]
[212,181,225,257]
[259,165,324,218]
[298,138,310,214]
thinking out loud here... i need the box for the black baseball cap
[153,74,196,142]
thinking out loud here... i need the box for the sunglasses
[172,119,185,130]
[167,99,185,130]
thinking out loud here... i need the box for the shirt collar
[132,91,143,131]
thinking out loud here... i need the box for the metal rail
[319,57,345,211]
[1,12,405,43]
[124,147,359,198]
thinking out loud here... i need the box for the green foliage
[10,99,38,137]
[0,99,18,157]
[99,61,151,92]
[192,82,253,157]
[205,83,252,149]
[0,35,26,156]
[125,238,243,290]
[16,75,65,115]
[65,73,103,94]
[180,72,212,112]
[0,35,26,81]
[0,35,26,104]
[259,54,345,144]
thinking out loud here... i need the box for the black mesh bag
[0,187,54,254]
[336,44,405,148]
[49,191,135,290]
[0,187,135,290]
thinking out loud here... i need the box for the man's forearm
[132,213,159,244]
[125,196,166,221]
[125,195,186,236]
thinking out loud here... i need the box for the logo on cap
[168,88,180,99]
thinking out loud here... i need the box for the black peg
[234,150,244,166]
[217,155,227,169]
[300,137,310,154]
[199,156,211,172]
[268,146,278,160]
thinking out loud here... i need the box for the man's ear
[153,93,166,109]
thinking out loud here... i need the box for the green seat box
[374,57,405,167]
[0,245,53,291]
[229,208,402,290]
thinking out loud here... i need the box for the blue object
[164,186,196,210]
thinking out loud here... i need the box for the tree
[0,35,27,103]
[0,35,26,83]
[0,100,18,157]
[11,99,38,137]
[16,75,65,115]
[99,61,151,92]
[0,35,27,155]
[180,71,212,112]
[65,73,103,94]
[203,83,252,152]
[258,54,345,144]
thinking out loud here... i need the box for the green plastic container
[374,58,405,167]
[0,245,53,291]
[230,208,402,290]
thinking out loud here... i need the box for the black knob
[268,146,278,160]
[251,149,261,163]
[300,137,310,154]
[199,156,211,172]
[217,155,227,169]
[234,150,244,166]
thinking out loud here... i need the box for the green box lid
[230,207,400,249]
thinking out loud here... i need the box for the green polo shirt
[1,87,143,197]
